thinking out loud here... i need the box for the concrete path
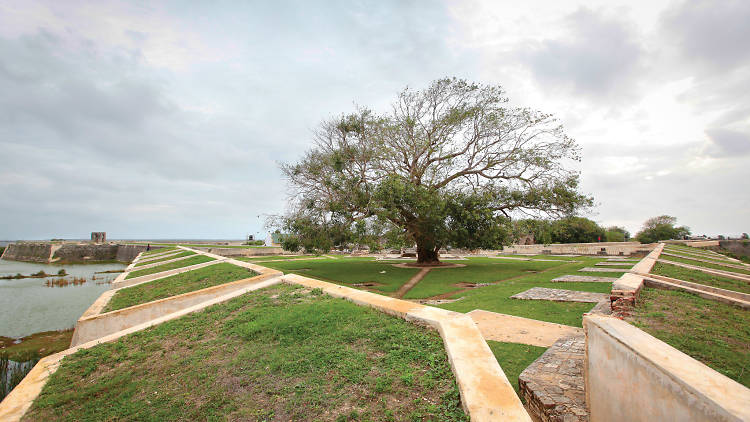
[510,287,608,303]
[393,268,431,298]
[551,275,615,283]
[467,309,582,347]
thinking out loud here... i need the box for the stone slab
[467,309,582,347]
[551,275,616,283]
[519,334,588,422]
[579,267,628,273]
[595,262,634,267]
[510,287,608,303]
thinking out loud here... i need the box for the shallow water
[0,356,38,401]
[0,259,124,338]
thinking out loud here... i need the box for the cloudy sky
[1,0,748,240]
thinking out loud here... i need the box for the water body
[1,356,38,401]
[0,259,124,338]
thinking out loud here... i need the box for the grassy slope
[628,288,750,388]
[663,246,736,263]
[125,255,215,279]
[660,254,750,275]
[141,246,177,256]
[25,285,467,421]
[105,264,258,312]
[652,262,750,295]
[261,257,420,293]
[133,251,195,267]
[487,341,546,393]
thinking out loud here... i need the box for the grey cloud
[705,128,750,157]
[660,0,750,72]
[518,8,644,101]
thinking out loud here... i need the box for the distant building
[91,232,106,243]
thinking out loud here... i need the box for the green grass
[261,257,420,293]
[237,255,322,262]
[134,250,195,267]
[25,285,468,421]
[403,258,565,299]
[664,246,739,263]
[652,262,750,295]
[487,341,546,393]
[628,288,750,388]
[105,264,258,312]
[263,256,615,327]
[141,246,177,256]
[125,255,215,279]
[660,254,750,275]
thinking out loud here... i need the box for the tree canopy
[635,215,691,243]
[277,78,593,263]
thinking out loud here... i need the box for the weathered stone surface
[594,262,633,267]
[519,334,588,422]
[511,287,608,303]
[551,275,615,283]
[578,267,626,273]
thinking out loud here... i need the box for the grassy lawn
[105,264,258,312]
[261,258,420,294]
[660,255,750,276]
[25,284,467,421]
[134,250,195,267]
[435,258,615,327]
[404,258,566,299]
[141,246,178,256]
[237,255,321,262]
[651,262,750,295]
[627,288,750,388]
[487,341,546,393]
[125,255,215,279]
[262,256,614,327]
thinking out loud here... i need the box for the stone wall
[194,247,286,257]
[502,242,656,256]
[1,242,147,264]
[584,314,750,422]
[1,242,54,262]
[51,244,119,263]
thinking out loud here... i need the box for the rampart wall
[502,242,656,256]
[0,242,148,263]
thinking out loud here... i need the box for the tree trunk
[416,241,440,264]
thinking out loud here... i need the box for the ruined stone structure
[90,232,106,243]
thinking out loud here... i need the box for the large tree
[635,215,691,243]
[278,78,592,264]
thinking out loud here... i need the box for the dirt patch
[353,282,384,287]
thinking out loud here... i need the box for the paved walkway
[519,334,588,422]
[511,287,609,303]
[551,275,615,283]
[467,310,582,347]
